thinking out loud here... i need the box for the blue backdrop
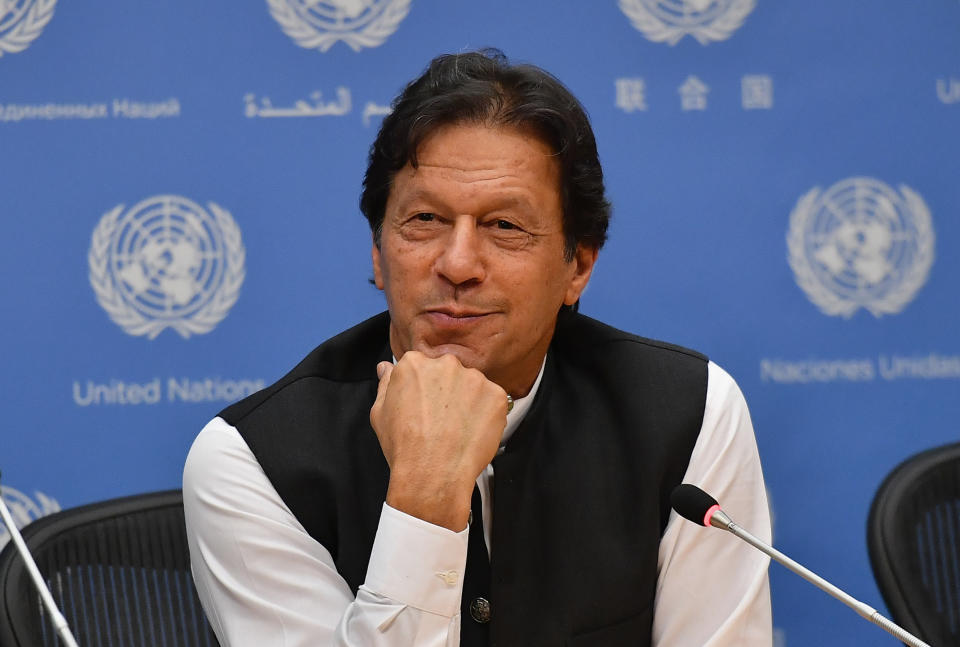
[1,2,958,644]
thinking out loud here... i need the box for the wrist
[385,477,473,531]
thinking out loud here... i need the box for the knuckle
[463,367,488,388]
[439,353,459,368]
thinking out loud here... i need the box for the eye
[415,212,435,222]
[496,219,517,230]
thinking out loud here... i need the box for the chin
[415,342,486,370]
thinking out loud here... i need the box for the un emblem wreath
[787,178,934,319]
[0,0,56,56]
[267,0,410,52]
[0,485,60,551]
[89,196,246,339]
[618,0,755,46]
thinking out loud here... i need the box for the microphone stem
[725,521,932,647]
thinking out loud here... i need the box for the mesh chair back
[0,490,219,647]
[868,441,960,647]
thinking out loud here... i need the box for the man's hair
[360,49,610,260]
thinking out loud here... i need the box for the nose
[435,217,485,287]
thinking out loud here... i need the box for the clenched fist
[370,351,509,531]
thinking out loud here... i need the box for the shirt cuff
[362,502,469,617]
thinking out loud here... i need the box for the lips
[428,308,491,318]
[423,308,496,329]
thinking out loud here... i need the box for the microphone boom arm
[710,510,933,647]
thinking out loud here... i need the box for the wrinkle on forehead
[386,123,564,231]
[412,123,559,172]
[406,168,538,197]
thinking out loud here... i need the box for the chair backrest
[868,441,960,646]
[0,489,219,647]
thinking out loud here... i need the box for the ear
[563,244,598,306]
[371,236,385,290]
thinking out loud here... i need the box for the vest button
[469,597,491,623]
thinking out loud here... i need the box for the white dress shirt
[183,360,772,646]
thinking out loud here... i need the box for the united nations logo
[89,195,246,339]
[618,0,755,45]
[0,485,60,551]
[267,0,411,52]
[0,0,56,57]
[787,178,935,318]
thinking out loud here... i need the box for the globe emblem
[293,0,387,32]
[90,195,245,339]
[643,0,729,27]
[0,0,56,57]
[788,178,934,318]
[0,0,30,32]
[619,0,755,45]
[267,0,410,52]
[113,197,223,318]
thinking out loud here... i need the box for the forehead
[388,122,562,206]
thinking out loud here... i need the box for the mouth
[428,307,491,318]
[423,308,496,328]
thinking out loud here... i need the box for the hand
[369,351,509,531]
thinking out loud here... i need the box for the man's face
[372,123,597,396]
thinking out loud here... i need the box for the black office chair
[868,441,960,647]
[0,489,219,647]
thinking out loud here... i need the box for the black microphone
[670,484,933,647]
[671,483,726,527]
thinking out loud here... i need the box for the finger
[371,361,394,421]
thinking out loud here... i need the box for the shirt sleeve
[652,361,773,647]
[182,416,469,647]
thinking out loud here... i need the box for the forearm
[184,418,467,647]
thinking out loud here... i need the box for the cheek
[534,263,574,303]
[380,247,432,301]
[381,241,417,279]
[509,271,561,321]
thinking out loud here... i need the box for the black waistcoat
[220,311,707,647]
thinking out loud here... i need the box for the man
[184,50,771,646]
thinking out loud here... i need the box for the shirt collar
[501,356,546,448]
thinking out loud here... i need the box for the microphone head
[671,484,719,526]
